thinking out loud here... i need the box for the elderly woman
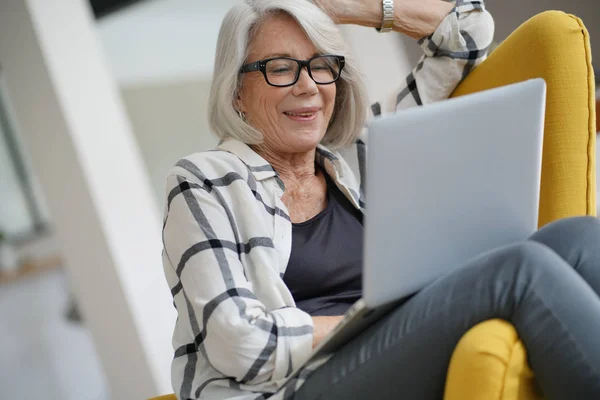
[162,0,600,399]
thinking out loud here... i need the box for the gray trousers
[292,216,600,400]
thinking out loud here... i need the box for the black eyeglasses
[240,54,345,87]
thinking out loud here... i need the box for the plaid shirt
[162,2,494,399]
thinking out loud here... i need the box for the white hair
[208,0,368,150]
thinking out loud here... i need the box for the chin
[289,131,325,152]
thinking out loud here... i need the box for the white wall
[96,0,598,89]
[121,78,217,205]
[96,0,242,86]
[95,0,419,93]
[341,25,416,111]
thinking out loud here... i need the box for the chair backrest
[451,11,597,227]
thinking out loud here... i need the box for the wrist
[331,0,452,38]
[311,316,344,348]
[336,0,382,28]
[394,0,454,39]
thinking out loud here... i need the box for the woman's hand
[311,316,345,349]
[313,0,454,39]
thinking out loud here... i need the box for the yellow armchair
[445,10,596,399]
[150,10,596,400]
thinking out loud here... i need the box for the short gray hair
[208,0,368,150]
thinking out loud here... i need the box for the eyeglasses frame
[239,54,346,87]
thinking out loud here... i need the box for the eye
[312,64,330,71]
[266,59,296,75]
[271,66,292,74]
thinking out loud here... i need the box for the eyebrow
[260,52,321,59]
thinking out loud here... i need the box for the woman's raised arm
[313,0,454,39]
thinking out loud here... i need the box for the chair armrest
[444,319,543,400]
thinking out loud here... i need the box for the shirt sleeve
[394,0,495,110]
[346,1,494,204]
[162,173,314,385]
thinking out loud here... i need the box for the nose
[292,67,318,96]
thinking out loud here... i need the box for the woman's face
[236,14,337,155]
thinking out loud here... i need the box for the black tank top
[283,169,363,316]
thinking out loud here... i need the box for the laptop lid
[362,79,546,308]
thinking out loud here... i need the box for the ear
[233,93,246,114]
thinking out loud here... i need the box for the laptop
[285,78,546,380]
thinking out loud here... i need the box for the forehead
[247,13,318,60]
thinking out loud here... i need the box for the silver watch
[379,0,394,33]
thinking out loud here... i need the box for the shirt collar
[216,138,278,181]
[216,138,345,182]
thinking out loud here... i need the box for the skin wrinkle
[236,13,337,224]
[233,11,349,350]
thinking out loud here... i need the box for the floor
[0,267,110,400]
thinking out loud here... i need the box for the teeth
[285,112,314,116]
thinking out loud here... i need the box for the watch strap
[378,0,394,33]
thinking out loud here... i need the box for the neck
[252,143,318,187]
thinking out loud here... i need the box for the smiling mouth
[283,112,318,122]
[284,111,317,117]
[283,108,320,121]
